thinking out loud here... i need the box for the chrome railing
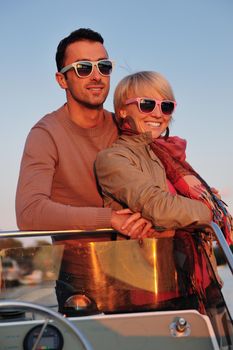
[0,223,232,273]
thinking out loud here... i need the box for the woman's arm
[96,148,212,230]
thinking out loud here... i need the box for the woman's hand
[111,208,153,238]
[211,187,221,199]
[111,208,175,239]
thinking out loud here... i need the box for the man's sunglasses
[60,59,114,78]
[125,97,177,115]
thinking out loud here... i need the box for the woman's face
[120,91,173,139]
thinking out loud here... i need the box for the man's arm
[16,128,151,235]
[16,128,112,231]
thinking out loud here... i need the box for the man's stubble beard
[79,99,104,110]
[73,92,108,110]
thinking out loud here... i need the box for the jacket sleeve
[95,148,212,230]
[15,128,112,231]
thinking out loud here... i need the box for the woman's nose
[151,105,162,117]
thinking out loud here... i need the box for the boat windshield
[0,231,225,316]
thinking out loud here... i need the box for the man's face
[62,40,110,109]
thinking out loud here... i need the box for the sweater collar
[59,104,114,138]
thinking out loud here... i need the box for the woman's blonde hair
[114,71,175,118]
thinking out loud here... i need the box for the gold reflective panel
[0,235,222,315]
[58,237,188,313]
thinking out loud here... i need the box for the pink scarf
[150,136,233,245]
[120,117,233,244]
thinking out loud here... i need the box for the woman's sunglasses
[60,59,114,78]
[125,97,177,115]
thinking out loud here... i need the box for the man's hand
[111,208,153,238]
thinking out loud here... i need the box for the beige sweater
[16,104,118,231]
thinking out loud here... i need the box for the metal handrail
[0,223,232,273]
[0,228,113,239]
[210,222,233,274]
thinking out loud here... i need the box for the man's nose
[90,64,101,80]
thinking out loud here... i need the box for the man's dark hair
[56,28,104,72]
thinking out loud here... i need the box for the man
[16,28,155,313]
[16,28,151,236]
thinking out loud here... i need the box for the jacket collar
[118,132,153,146]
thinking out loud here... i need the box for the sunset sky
[0,0,232,230]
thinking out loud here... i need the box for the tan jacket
[96,133,212,230]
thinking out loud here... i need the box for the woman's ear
[119,108,127,119]
[55,72,68,90]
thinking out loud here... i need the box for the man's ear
[55,72,68,89]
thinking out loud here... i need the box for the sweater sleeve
[15,128,112,230]
[95,148,212,230]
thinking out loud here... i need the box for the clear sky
[0,0,232,230]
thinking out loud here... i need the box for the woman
[96,71,232,243]
[95,71,232,313]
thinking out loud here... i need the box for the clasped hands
[111,208,174,239]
